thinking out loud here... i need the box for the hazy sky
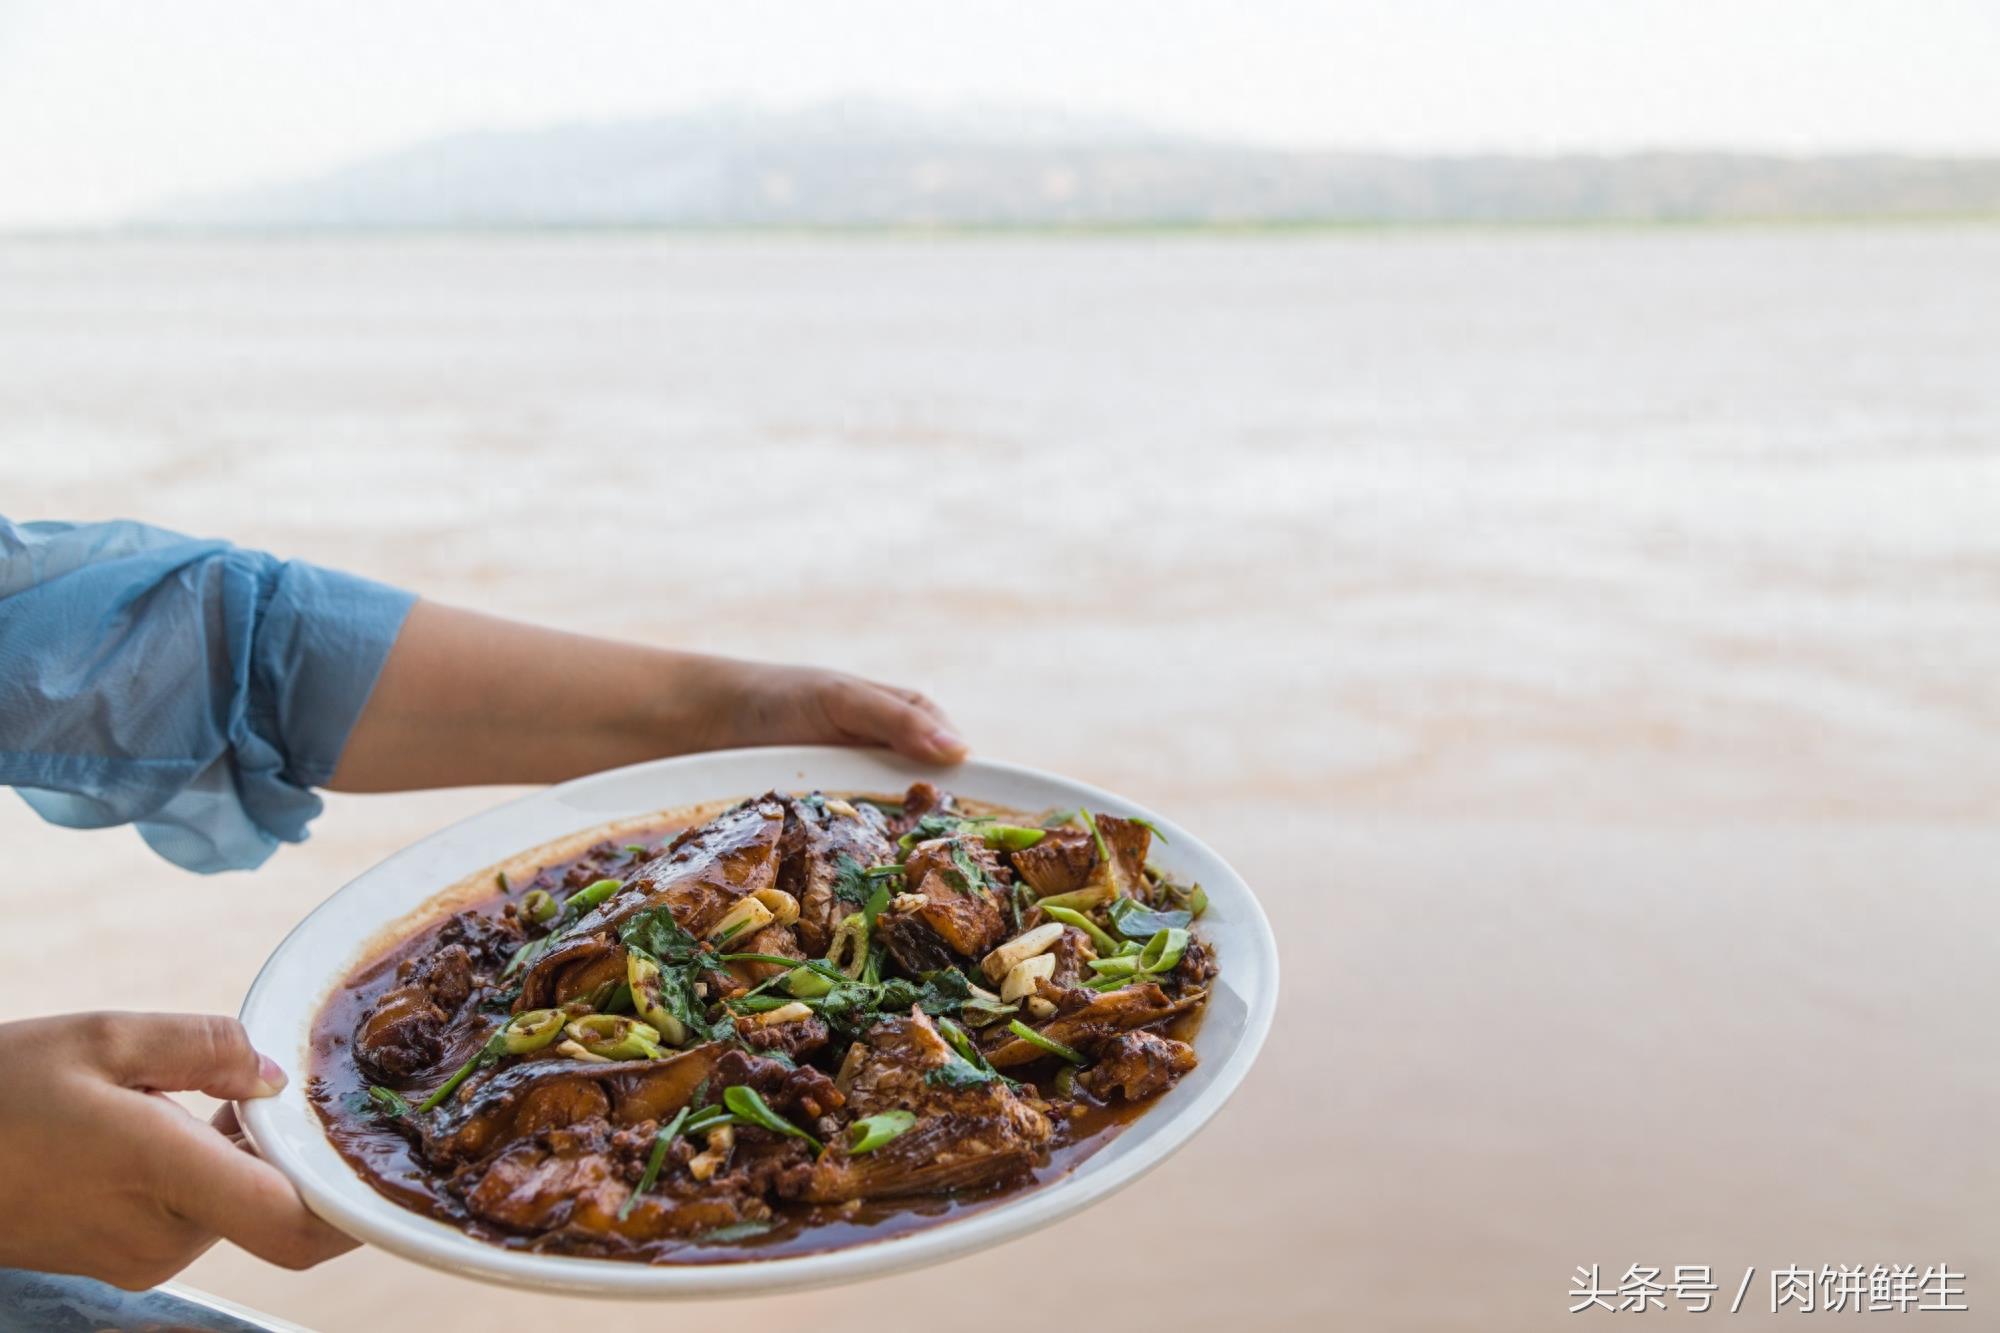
[3,0,1997,227]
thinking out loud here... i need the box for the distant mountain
[141,100,2000,228]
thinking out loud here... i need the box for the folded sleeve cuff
[254,560,417,792]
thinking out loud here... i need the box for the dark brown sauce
[308,800,1202,1265]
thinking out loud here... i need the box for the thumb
[90,1012,287,1100]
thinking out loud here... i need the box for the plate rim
[237,746,1279,1297]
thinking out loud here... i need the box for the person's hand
[681,659,970,764]
[0,1012,356,1290]
[331,602,971,790]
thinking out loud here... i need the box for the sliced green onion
[1138,927,1189,975]
[785,967,838,999]
[1087,955,1141,978]
[1039,903,1119,955]
[1007,1018,1085,1065]
[1189,885,1209,917]
[1039,808,1078,830]
[499,935,551,981]
[981,824,1048,852]
[722,1085,822,1154]
[498,1008,565,1054]
[698,1220,775,1243]
[624,843,651,857]
[366,1085,412,1117]
[566,1013,665,1061]
[730,993,809,1013]
[1130,816,1169,846]
[496,870,511,892]
[715,951,806,968]
[565,877,623,918]
[619,1104,691,1220]
[626,948,688,1046]
[846,1110,916,1155]
[418,1028,508,1112]
[713,952,849,1001]
[826,912,869,979]
[1078,807,1112,863]
[682,1103,735,1136]
[1033,883,1114,912]
[521,889,558,925]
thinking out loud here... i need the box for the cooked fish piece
[460,1118,760,1241]
[1010,828,1096,897]
[984,982,1205,1068]
[803,1011,1051,1202]
[789,796,896,956]
[520,797,784,1009]
[881,834,1007,960]
[1080,1030,1197,1101]
[1011,814,1151,902]
[424,1042,725,1164]
[353,944,475,1079]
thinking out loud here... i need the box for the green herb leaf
[846,1110,917,1155]
[896,811,972,852]
[722,1085,822,1154]
[831,854,876,907]
[925,1015,1017,1089]
[945,844,990,897]
[363,1085,411,1118]
[619,906,732,1043]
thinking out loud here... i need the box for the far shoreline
[6,215,2000,244]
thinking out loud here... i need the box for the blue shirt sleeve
[0,517,416,873]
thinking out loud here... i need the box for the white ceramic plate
[237,747,1279,1298]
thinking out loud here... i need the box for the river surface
[2,229,1997,1329]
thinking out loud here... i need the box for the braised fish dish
[310,783,1216,1262]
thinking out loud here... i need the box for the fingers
[824,680,968,763]
[90,1013,287,1100]
[159,1118,358,1271]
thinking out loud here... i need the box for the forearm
[328,602,732,791]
